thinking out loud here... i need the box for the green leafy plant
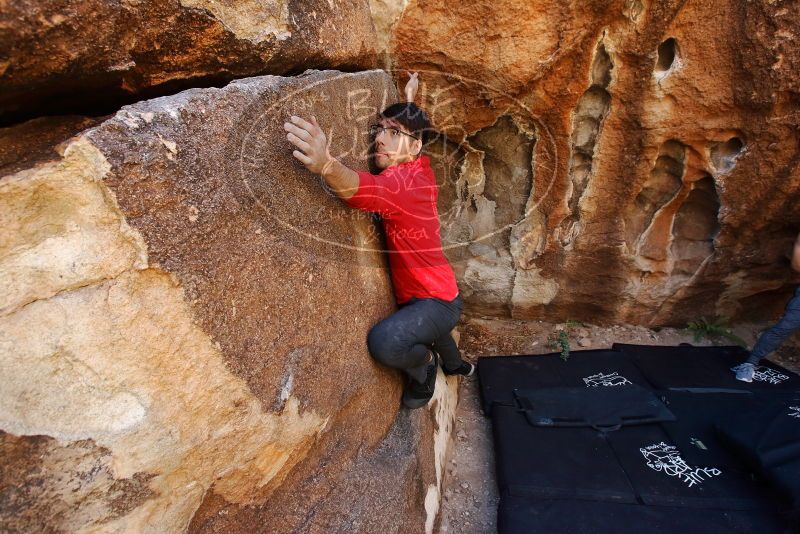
[686,317,747,347]
[548,321,580,361]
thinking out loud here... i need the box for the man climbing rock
[734,231,800,382]
[283,73,474,408]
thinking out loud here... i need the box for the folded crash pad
[513,384,675,430]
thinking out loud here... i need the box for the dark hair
[378,102,432,146]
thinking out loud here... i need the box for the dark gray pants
[747,286,800,364]
[367,294,464,383]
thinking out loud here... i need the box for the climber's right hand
[404,71,419,102]
[284,115,333,175]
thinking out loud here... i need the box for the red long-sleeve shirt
[343,155,459,304]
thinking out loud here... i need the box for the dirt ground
[437,314,800,534]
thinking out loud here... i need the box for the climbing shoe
[733,362,755,383]
[443,360,475,377]
[403,351,438,409]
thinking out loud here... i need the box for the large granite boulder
[0,0,378,123]
[385,0,800,326]
[0,69,458,533]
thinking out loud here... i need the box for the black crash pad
[513,384,675,430]
[497,496,788,534]
[715,396,800,469]
[604,422,778,511]
[764,458,800,516]
[491,403,776,511]
[613,343,800,392]
[480,345,800,533]
[491,404,638,503]
[659,390,757,468]
[478,349,652,413]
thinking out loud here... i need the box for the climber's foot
[732,362,755,383]
[443,361,475,377]
[403,351,438,409]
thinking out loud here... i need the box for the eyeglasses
[368,124,419,140]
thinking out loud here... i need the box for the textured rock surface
[390,0,800,326]
[0,70,458,533]
[367,0,410,68]
[0,0,378,123]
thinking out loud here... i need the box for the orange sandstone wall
[390,0,800,326]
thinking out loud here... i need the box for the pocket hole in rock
[625,140,686,248]
[710,137,744,173]
[670,175,720,276]
[655,38,678,74]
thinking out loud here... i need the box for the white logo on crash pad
[640,442,721,488]
[583,372,632,387]
[730,365,790,385]
[753,366,790,385]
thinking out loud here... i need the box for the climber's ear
[411,137,423,157]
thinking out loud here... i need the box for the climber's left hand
[284,115,333,175]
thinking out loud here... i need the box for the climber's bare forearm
[321,158,359,200]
